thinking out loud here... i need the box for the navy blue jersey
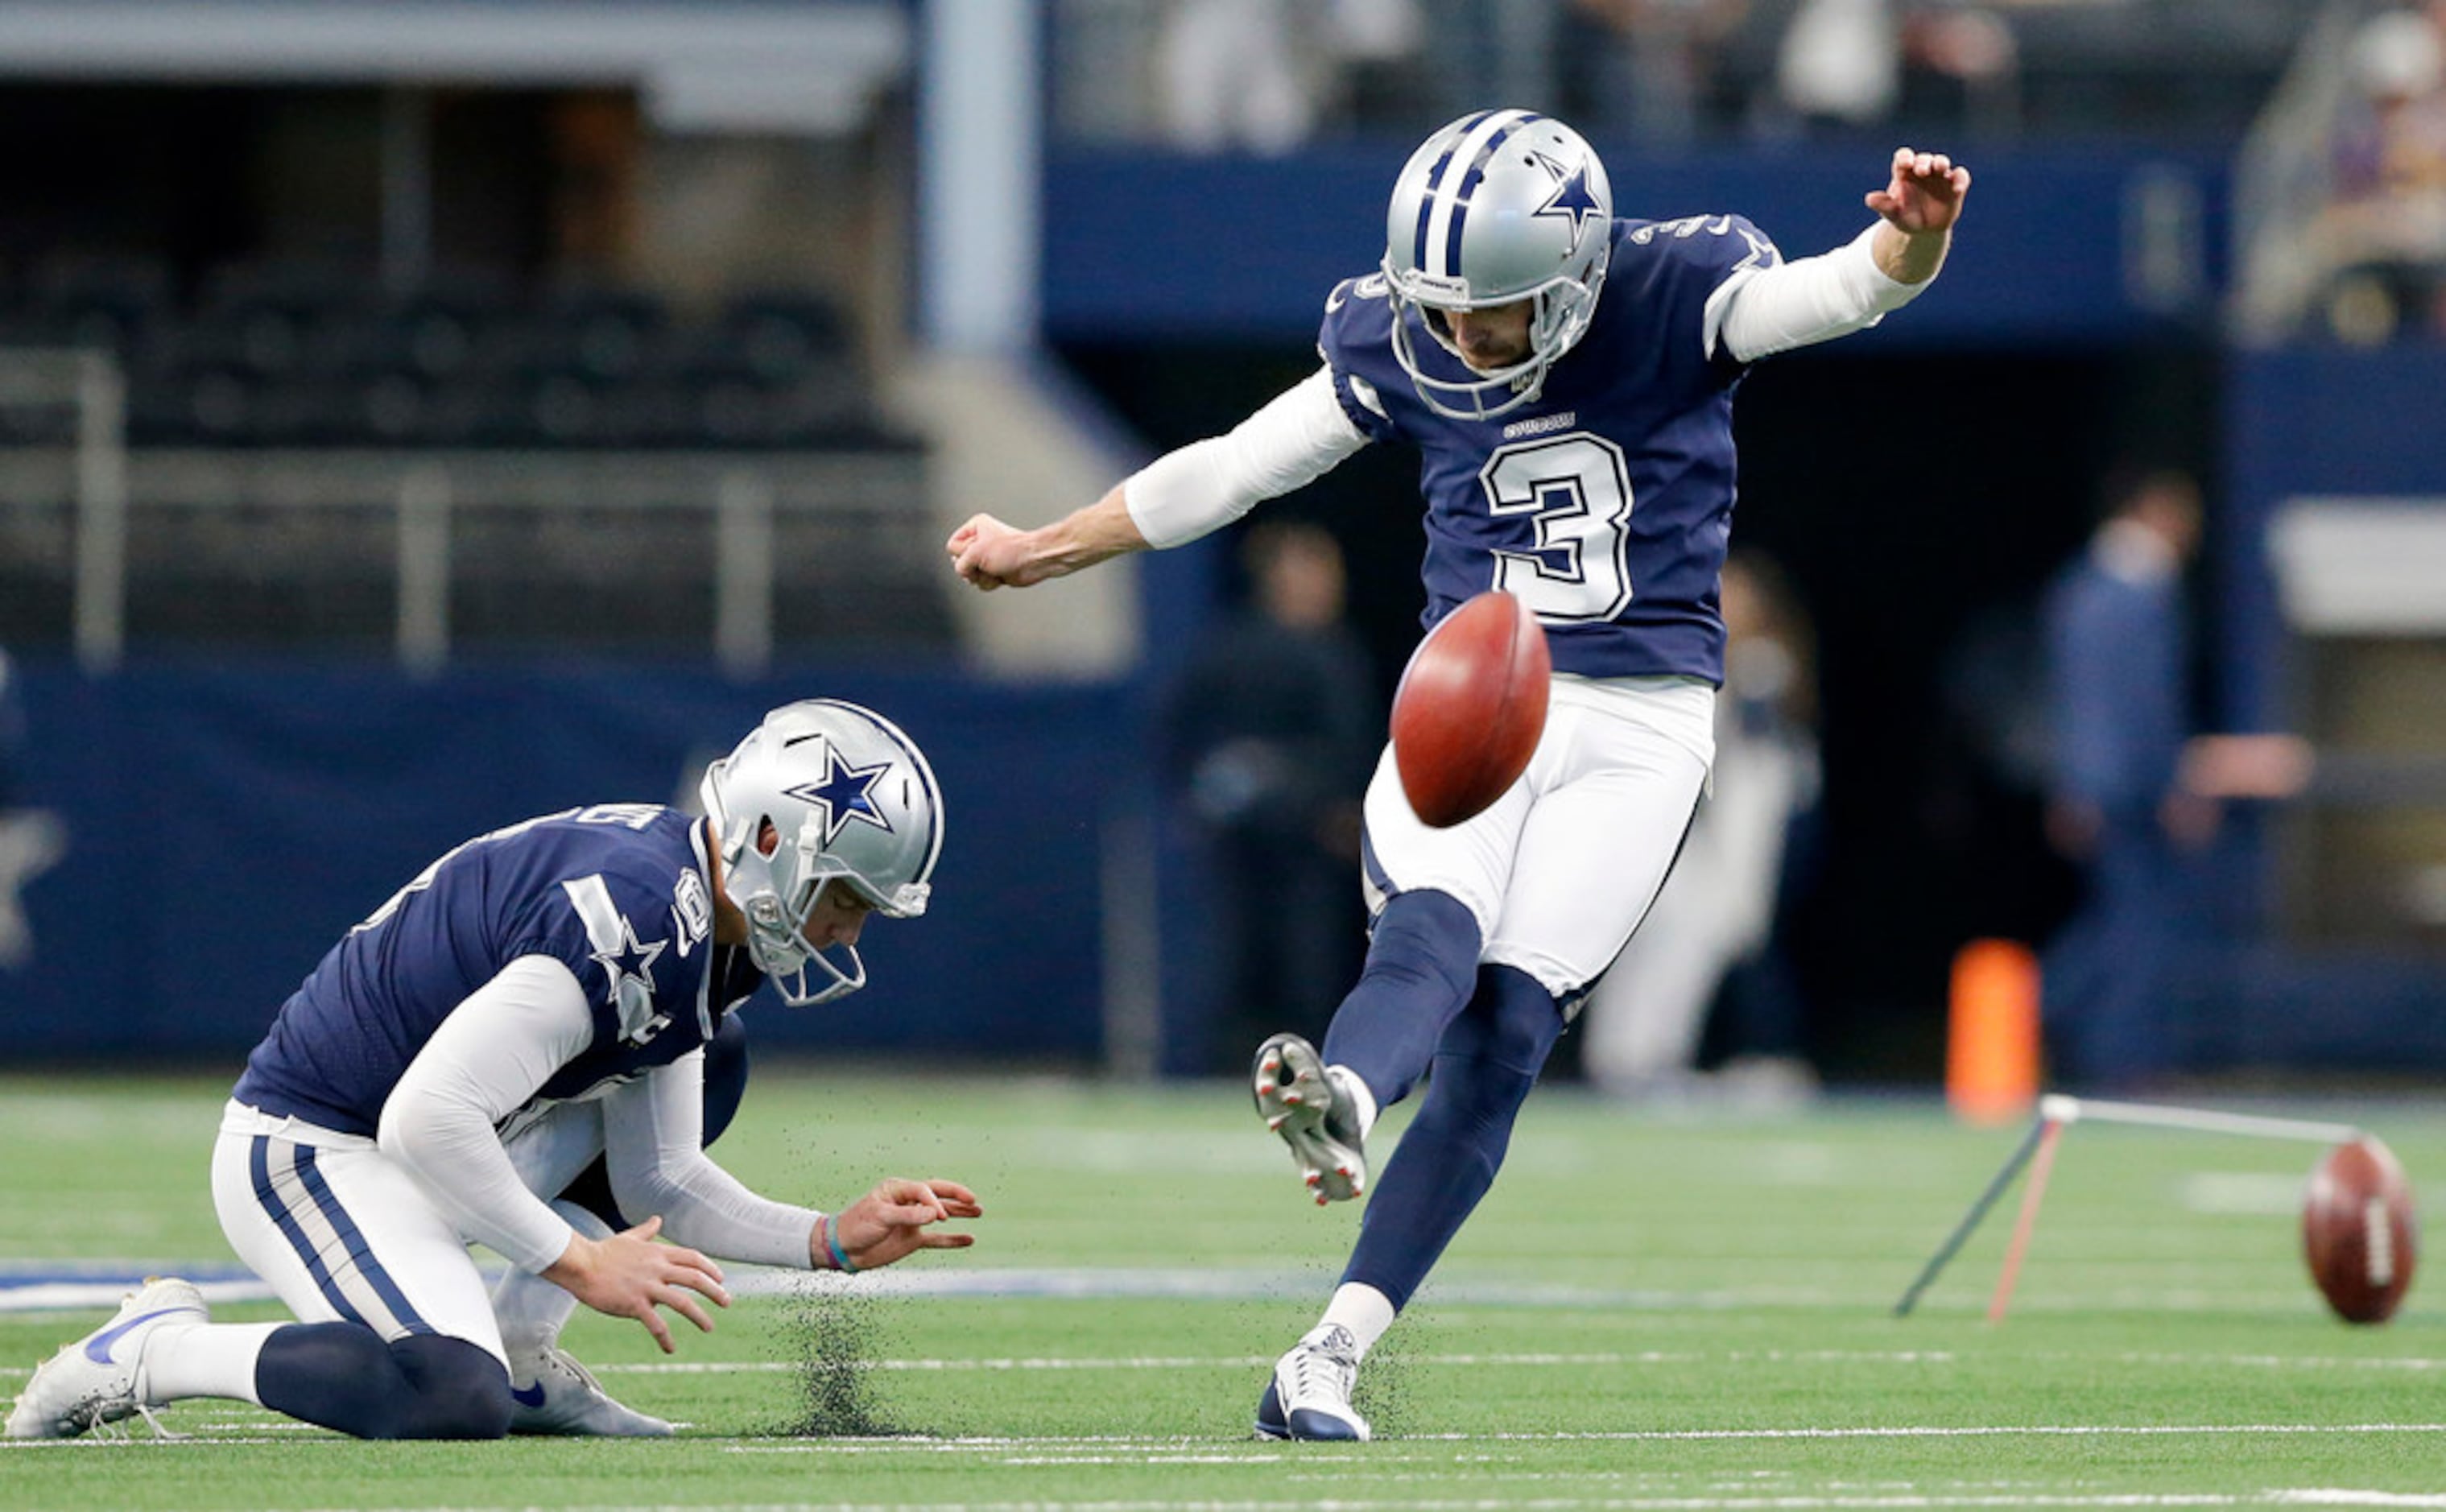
[1320,214,1779,683]
[234,805,762,1136]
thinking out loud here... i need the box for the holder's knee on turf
[258,1325,512,1440]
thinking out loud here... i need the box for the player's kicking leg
[1250,890,1483,1204]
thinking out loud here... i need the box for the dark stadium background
[0,0,2437,1085]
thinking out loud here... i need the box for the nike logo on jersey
[510,1379,549,1408]
[83,1308,186,1364]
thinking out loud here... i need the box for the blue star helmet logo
[785,745,895,847]
[1531,151,1604,239]
[589,915,667,1006]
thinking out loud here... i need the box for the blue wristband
[822,1213,857,1274]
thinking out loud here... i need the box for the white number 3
[1480,434,1634,622]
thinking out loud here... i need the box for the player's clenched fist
[948,514,1029,589]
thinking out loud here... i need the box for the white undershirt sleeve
[1707,225,1927,364]
[599,1056,822,1269]
[377,955,597,1274]
[1122,365,1370,550]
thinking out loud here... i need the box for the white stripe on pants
[213,1101,509,1367]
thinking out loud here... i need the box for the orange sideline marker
[1948,939,2039,1125]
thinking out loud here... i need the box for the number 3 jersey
[233,806,764,1137]
[1320,213,1779,686]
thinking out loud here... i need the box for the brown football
[2303,1136,2417,1324]
[1390,590,1551,828]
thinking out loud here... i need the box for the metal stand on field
[1893,1093,2364,1322]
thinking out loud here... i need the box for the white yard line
[13,1346,2446,1383]
[725,1423,2446,1452]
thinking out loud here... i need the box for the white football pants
[213,1098,610,1366]
[1361,674,1716,1001]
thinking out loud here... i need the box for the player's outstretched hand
[546,1213,731,1354]
[831,1177,983,1271]
[947,514,1039,591]
[1866,147,1971,236]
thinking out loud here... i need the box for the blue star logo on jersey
[589,915,667,1007]
[786,746,894,847]
[1531,151,1604,238]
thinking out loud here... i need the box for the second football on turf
[1390,590,1550,828]
[2303,1135,2418,1324]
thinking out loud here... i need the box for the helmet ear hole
[756,818,781,858]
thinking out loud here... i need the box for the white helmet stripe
[1411,108,1492,272]
[1439,110,1546,281]
[1419,109,1540,283]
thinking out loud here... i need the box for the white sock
[1308,1282,1396,1361]
[493,1199,607,1353]
[140,1320,281,1406]
[1329,1066,1378,1140]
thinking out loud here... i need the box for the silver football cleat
[506,1343,672,1437]
[1252,1032,1367,1204]
[6,1276,206,1440]
[1252,1325,1370,1442]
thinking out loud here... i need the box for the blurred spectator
[1775,0,1901,131]
[2307,6,2446,343]
[1158,0,1319,153]
[1763,0,2017,138]
[1898,6,2018,138]
[2039,470,2310,1091]
[1563,0,1754,144]
[1158,522,1377,1070]
[1324,0,1429,130]
[1580,550,1823,1105]
[0,647,65,969]
[1155,0,1424,152]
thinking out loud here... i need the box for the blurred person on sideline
[0,647,64,969]
[1159,520,1378,1070]
[7,700,980,1443]
[2040,471,2311,1092]
[1580,549,1821,1105]
[2308,6,2446,343]
[950,108,1966,1440]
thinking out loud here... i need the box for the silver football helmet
[1382,109,1614,421]
[700,698,944,1006]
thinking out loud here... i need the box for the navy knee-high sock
[559,1012,750,1229]
[1320,890,1483,1109]
[256,1325,511,1440]
[1341,965,1565,1312]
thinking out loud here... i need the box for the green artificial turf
[3,1070,2441,1509]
